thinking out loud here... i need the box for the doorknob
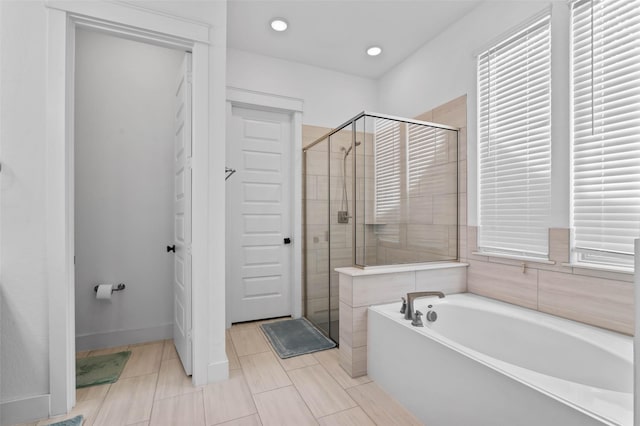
[167,245,176,253]
[284,238,291,244]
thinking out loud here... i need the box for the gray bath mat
[46,415,83,426]
[261,318,336,359]
[76,351,131,388]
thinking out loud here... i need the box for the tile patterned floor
[14,318,422,426]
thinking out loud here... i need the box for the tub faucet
[404,291,445,320]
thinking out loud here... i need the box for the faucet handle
[400,297,407,314]
[411,310,424,327]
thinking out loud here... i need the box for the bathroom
[1,0,639,425]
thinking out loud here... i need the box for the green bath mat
[261,318,336,359]
[76,351,131,388]
[45,415,83,426]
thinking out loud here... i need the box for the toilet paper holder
[94,283,126,293]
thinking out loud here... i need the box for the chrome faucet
[404,291,445,320]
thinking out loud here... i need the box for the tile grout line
[142,342,163,425]
[236,349,272,358]
[345,383,383,426]
[90,373,120,426]
[283,366,324,423]
[232,328,264,426]
[231,325,272,358]
[315,404,377,425]
[196,388,207,426]
[88,383,113,426]
[310,362,359,419]
[235,322,317,424]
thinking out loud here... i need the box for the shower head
[343,141,362,157]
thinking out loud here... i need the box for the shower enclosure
[303,112,459,342]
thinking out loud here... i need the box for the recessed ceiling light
[367,46,382,57]
[270,18,288,32]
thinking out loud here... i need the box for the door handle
[167,245,176,253]
[284,238,291,244]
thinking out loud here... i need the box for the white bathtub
[368,293,633,426]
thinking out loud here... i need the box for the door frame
[45,1,223,415]
[225,87,303,327]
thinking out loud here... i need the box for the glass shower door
[303,138,331,337]
[328,128,355,342]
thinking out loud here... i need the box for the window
[477,12,552,259]
[571,0,640,269]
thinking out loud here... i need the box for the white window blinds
[374,118,402,242]
[407,124,449,195]
[571,0,640,268]
[477,12,552,259]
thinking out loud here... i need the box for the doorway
[73,29,193,373]
[46,3,222,414]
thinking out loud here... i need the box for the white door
[227,106,292,323]
[173,53,192,374]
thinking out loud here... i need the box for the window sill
[561,262,634,275]
[472,251,556,265]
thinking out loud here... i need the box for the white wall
[0,0,50,404]
[227,48,378,129]
[378,1,551,117]
[377,1,569,228]
[74,29,183,350]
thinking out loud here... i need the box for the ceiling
[227,1,481,79]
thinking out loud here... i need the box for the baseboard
[207,359,229,383]
[76,323,173,351]
[0,394,50,426]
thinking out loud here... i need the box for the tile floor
[14,318,422,426]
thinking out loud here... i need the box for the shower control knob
[426,310,438,322]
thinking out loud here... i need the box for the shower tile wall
[404,95,467,263]
[413,97,467,267]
